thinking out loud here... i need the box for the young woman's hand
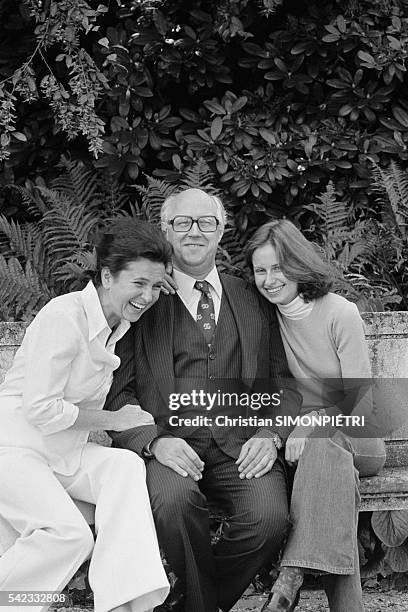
[111,404,155,431]
[285,423,315,464]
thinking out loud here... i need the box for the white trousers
[0,444,169,612]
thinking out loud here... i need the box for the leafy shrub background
[1,0,408,317]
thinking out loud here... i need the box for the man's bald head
[160,188,226,278]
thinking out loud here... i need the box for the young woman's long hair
[246,219,333,301]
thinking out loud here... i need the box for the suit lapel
[142,295,175,402]
[142,277,263,391]
[220,274,262,383]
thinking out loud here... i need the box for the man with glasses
[105,188,300,612]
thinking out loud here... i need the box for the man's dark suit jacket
[104,273,301,456]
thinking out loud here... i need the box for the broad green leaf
[392,106,408,128]
[13,132,27,142]
[384,541,408,572]
[372,510,408,546]
[259,128,276,144]
[216,157,228,174]
[358,51,376,65]
[337,15,346,33]
[274,58,287,73]
[210,117,223,140]
[203,100,225,115]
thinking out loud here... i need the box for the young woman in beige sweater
[247,220,386,612]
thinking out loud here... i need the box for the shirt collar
[173,267,222,303]
[81,281,130,342]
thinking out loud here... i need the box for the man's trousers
[146,434,289,612]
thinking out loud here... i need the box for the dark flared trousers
[146,432,289,612]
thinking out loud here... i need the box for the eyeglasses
[168,216,220,233]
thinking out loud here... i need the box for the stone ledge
[362,311,408,336]
[385,440,408,468]
[360,467,408,511]
[360,494,408,512]
[0,322,26,346]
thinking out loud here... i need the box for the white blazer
[0,282,129,475]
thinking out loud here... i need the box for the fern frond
[2,163,132,318]
[41,203,99,263]
[217,225,248,277]
[0,216,55,294]
[51,159,100,210]
[181,160,221,195]
[0,215,28,258]
[55,249,97,290]
[135,161,224,226]
[314,182,349,234]
[339,220,380,269]
[31,233,53,285]
[0,255,52,321]
[96,170,131,215]
[133,177,177,225]
[0,216,45,265]
[371,161,408,235]
[36,187,75,211]
[9,184,48,217]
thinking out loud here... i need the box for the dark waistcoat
[171,294,251,455]
[173,292,242,380]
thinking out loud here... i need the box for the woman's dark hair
[246,219,333,301]
[93,218,172,286]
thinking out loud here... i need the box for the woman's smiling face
[252,243,299,306]
[101,258,165,328]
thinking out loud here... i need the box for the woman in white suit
[0,219,171,612]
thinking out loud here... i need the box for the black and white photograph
[0,1,408,611]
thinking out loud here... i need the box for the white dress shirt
[0,282,130,475]
[172,267,222,323]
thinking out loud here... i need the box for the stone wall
[362,313,408,441]
[2,313,408,379]
[0,313,407,443]
[363,312,408,378]
[2,313,408,374]
[0,323,25,382]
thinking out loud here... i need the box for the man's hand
[110,404,155,431]
[160,271,178,295]
[285,423,315,465]
[236,437,277,479]
[151,437,204,480]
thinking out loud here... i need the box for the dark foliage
[1,0,408,311]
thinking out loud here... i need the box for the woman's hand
[160,271,178,295]
[111,404,155,431]
[285,423,315,465]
